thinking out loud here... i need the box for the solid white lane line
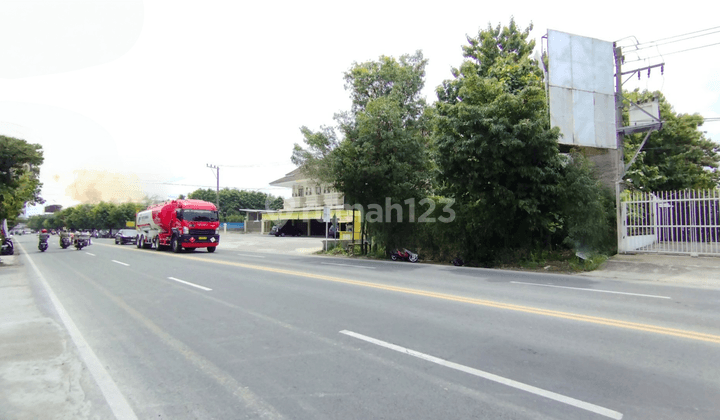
[20,243,139,420]
[86,252,96,256]
[111,260,129,266]
[237,253,266,258]
[340,330,623,420]
[321,262,376,269]
[510,281,671,299]
[167,277,212,291]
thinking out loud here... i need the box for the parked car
[274,223,303,237]
[115,229,137,245]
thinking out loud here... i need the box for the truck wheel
[171,236,181,253]
[136,235,143,249]
[207,246,216,253]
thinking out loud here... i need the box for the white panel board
[547,29,616,149]
[629,101,660,126]
[573,90,596,147]
[549,31,572,88]
[594,93,616,148]
[549,86,574,143]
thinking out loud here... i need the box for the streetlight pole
[206,164,219,209]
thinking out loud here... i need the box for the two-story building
[262,168,360,239]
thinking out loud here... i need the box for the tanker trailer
[136,199,220,253]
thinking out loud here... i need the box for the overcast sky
[1,0,718,212]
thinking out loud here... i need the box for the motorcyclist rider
[59,227,70,245]
[38,229,50,244]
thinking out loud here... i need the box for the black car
[274,223,303,237]
[115,229,137,245]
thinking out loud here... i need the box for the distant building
[261,168,360,238]
[23,203,62,218]
[44,204,62,213]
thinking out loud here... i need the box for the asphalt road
[13,235,720,419]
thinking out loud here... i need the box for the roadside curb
[580,255,720,288]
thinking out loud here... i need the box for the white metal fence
[620,189,720,256]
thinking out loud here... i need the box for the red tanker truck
[136,199,220,253]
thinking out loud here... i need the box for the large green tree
[623,90,720,191]
[434,19,565,261]
[0,135,44,228]
[294,51,434,251]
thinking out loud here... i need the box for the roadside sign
[323,206,330,222]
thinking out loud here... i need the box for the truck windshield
[181,210,218,222]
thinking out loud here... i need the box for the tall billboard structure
[547,30,616,149]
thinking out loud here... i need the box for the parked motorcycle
[0,236,13,256]
[390,248,419,263]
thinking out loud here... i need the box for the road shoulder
[0,251,114,420]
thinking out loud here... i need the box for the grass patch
[497,249,609,273]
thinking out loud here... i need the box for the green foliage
[462,18,536,78]
[291,126,340,183]
[188,188,217,203]
[222,214,245,223]
[107,203,139,229]
[0,135,45,226]
[27,214,48,231]
[188,188,283,219]
[294,51,433,253]
[91,202,114,230]
[434,20,564,263]
[559,152,617,255]
[624,89,720,191]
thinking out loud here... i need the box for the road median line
[99,244,720,344]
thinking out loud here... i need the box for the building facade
[262,168,360,239]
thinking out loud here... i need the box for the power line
[639,26,720,45]
[632,30,720,51]
[139,180,286,190]
[624,41,720,63]
[216,162,291,168]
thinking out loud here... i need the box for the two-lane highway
[16,235,720,419]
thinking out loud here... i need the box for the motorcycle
[60,236,72,249]
[74,233,90,251]
[0,236,13,256]
[390,248,419,263]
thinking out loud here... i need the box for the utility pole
[614,44,625,254]
[206,164,219,209]
[613,45,664,254]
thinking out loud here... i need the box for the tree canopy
[0,135,44,228]
[294,51,434,251]
[623,90,720,191]
[434,19,567,261]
